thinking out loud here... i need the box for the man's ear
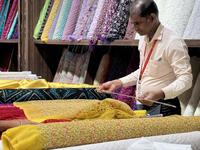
[150,13,156,22]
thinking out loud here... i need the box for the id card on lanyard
[136,40,158,99]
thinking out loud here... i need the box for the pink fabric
[62,0,82,40]
[1,0,18,39]
[0,0,4,14]
[123,20,134,40]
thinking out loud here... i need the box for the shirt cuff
[161,86,173,100]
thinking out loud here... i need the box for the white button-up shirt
[120,24,192,100]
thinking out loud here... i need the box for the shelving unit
[20,0,200,82]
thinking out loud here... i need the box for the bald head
[128,0,158,18]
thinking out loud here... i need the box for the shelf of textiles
[0,0,19,40]
[33,0,200,51]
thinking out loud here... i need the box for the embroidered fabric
[82,0,99,40]
[68,0,88,41]
[183,0,200,39]
[48,0,63,40]
[62,0,82,40]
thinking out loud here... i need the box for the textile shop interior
[0,0,200,150]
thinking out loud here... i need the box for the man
[97,0,192,116]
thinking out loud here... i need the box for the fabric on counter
[37,0,55,40]
[48,0,63,40]
[86,0,105,40]
[89,0,109,51]
[52,0,70,40]
[99,0,119,41]
[33,0,51,39]
[0,79,100,89]
[75,0,96,41]
[62,0,82,40]
[68,0,88,41]
[7,11,18,39]
[1,0,18,39]
[82,0,99,40]
[183,0,200,39]
[2,116,200,150]
[93,53,109,86]
[106,0,132,42]
[0,88,111,103]
[183,72,200,116]
[41,0,62,42]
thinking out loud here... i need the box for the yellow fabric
[2,116,200,150]
[41,0,62,42]
[2,125,42,150]
[14,99,140,122]
[0,79,99,89]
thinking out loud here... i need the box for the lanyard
[139,40,158,80]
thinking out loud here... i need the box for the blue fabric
[7,11,18,39]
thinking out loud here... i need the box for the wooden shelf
[0,39,18,43]
[34,39,200,47]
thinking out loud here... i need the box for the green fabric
[33,0,51,39]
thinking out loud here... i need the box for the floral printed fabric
[75,0,96,41]
[62,0,82,40]
[82,0,99,40]
[2,116,200,150]
[106,0,132,42]
[68,0,88,40]
[99,0,119,41]
[123,19,134,40]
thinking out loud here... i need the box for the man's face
[130,14,154,36]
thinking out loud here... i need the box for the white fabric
[120,24,192,100]
[153,0,166,22]
[194,97,200,116]
[183,72,200,116]
[160,0,195,37]
[0,140,3,150]
[183,0,200,39]
[127,137,192,150]
[49,131,200,150]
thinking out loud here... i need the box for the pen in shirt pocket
[158,58,162,61]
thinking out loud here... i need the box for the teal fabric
[33,0,51,39]
[57,0,73,40]
[7,11,18,39]
[0,0,10,38]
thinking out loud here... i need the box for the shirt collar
[144,23,164,43]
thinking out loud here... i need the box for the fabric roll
[68,0,88,41]
[183,72,200,116]
[123,20,134,40]
[89,0,110,51]
[2,116,200,149]
[82,0,99,40]
[33,0,51,39]
[161,0,195,37]
[118,50,139,109]
[1,0,18,39]
[13,24,18,39]
[53,48,68,82]
[99,0,119,41]
[48,0,63,40]
[41,0,62,42]
[37,0,55,40]
[79,50,91,83]
[93,53,109,86]
[57,0,73,40]
[106,0,132,42]
[0,0,10,37]
[194,98,200,116]
[64,54,79,84]
[183,0,200,39]
[72,51,89,84]
[7,11,18,39]
[52,0,70,40]
[0,0,4,15]
[58,51,77,83]
[100,52,114,85]
[0,88,111,103]
[86,0,105,40]
[75,0,96,41]
[62,0,82,40]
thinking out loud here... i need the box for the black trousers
[137,97,181,116]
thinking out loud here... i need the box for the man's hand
[137,90,165,106]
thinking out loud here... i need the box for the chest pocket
[147,58,173,77]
